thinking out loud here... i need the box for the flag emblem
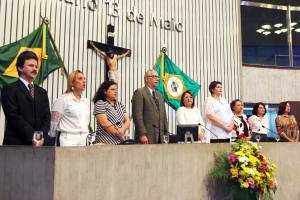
[164,74,185,99]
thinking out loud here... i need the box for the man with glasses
[131,69,168,144]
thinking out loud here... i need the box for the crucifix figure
[88,24,131,83]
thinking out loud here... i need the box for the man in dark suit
[1,51,52,146]
[131,69,168,144]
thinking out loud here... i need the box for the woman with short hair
[248,102,269,142]
[204,81,234,143]
[230,99,251,141]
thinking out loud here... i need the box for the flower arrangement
[210,139,277,200]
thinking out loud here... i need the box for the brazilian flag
[0,18,66,88]
[155,48,201,110]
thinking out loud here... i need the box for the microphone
[262,125,278,135]
[198,123,219,143]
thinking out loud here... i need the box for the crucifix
[87,24,131,83]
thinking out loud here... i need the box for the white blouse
[204,96,233,140]
[49,92,90,137]
[176,106,208,143]
[248,115,269,135]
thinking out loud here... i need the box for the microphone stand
[198,123,219,143]
[261,125,279,142]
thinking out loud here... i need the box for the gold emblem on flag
[163,73,186,99]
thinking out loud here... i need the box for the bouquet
[210,139,277,200]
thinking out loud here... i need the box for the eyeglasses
[147,75,160,79]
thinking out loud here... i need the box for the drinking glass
[255,134,261,143]
[275,135,280,142]
[87,133,96,146]
[163,135,170,144]
[33,131,43,141]
[124,134,130,141]
[230,137,237,143]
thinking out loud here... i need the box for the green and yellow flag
[155,48,201,110]
[0,18,65,88]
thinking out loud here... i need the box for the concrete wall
[1,143,300,200]
[0,146,55,200]
[241,66,300,103]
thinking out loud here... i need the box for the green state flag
[0,18,65,88]
[155,49,201,110]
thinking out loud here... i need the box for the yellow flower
[241,182,249,188]
[271,163,277,170]
[248,155,259,166]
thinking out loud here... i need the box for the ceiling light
[262,24,271,29]
[275,30,282,34]
[295,28,300,32]
[274,23,283,28]
[281,28,288,32]
[262,31,271,35]
[256,29,264,33]
[291,22,297,27]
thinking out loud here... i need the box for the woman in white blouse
[204,81,234,143]
[48,70,90,146]
[176,91,206,142]
[248,102,269,142]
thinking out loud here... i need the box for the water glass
[124,134,130,141]
[87,133,96,145]
[255,134,261,143]
[163,135,170,144]
[33,131,43,141]
[275,135,280,142]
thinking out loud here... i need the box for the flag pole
[42,17,49,59]
[161,47,167,81]
[46,19,68,78]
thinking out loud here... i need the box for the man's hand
[139,135,148,144]
[127,49,132,57]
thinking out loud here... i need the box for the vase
[230,183,259,200]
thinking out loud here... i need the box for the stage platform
[0,143,299,200]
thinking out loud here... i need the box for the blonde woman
[49,70,90,146]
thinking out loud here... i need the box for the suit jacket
[131,86,168,144]
[1,80,53,145]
